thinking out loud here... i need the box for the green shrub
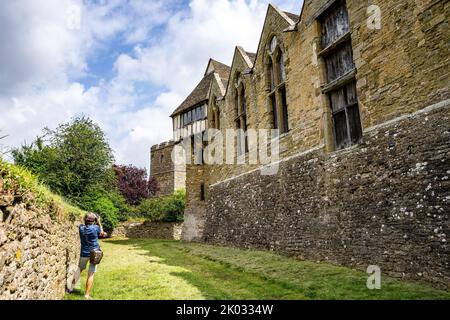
[0,158,85,220]
[107,189,132,222]
[161,190,186,222]
[135,198,163,221]
[135,190,185,222]
[12,117,114,199]
[76,189,119,231]
[90,197,119,231]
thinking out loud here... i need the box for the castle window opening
[267,36,289,135]
[318,0,362,150]
[200,184,205,201]
[235,73,248,155]
[216,109,220,130]
[210,97,221,130]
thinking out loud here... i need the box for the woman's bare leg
[85,272,95,299]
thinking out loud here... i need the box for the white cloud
[0,0,84,95]
[114,0,270,95]
[0,0,301,170]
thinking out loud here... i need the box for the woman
[68,212,107,300]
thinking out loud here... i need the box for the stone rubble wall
[150,141,186,197]
[181,165,208,242]
[203,102,450,289]
[0,186,80,300]
[112,221,183,240]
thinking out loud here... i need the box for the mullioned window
[234,73,248,155]
[318,0,362,150]
[267,36,289,135]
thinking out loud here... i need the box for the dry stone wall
[182,165,208,242]
[0,180,80,300]
[203,101,450,289]
[112,221,183,240]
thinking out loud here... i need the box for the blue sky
[0,0,302,170]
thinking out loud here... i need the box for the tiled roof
[245,52,257,64]
[210,59,231,81]
[170,60,230,117]
[284,11,299,23]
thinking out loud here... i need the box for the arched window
[209,96,222,131]
[200,184,205,201]
[215,108,220,130]
[209,98,216,130]
[318,1,362,150]
[234,90,239,127]
[210,110,216,129]
[267,36,289,135]
[270,36,278,53]
[277,52,286,83]
[234,73,248,154]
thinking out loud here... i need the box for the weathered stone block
[0,195,14,207]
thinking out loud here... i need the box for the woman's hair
[84,213,97,225]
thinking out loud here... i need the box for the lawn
[65,239,450,300]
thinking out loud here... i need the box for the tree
[11,117,133,230]
[12,117,115,199]
[12,137,59,186]
[113,164,159,205]
[48,117,115,197]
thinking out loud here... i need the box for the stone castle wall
[200,0,450,186]
[203,101,449,288]
[180,0,450,288]
[0,178,80,300]
[112,221,183,240]
[182,165,208,242]
[151,141,186,197]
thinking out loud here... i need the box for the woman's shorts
[79,257,97,273]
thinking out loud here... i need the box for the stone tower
[150,141,186,197]
[150,58,231,198]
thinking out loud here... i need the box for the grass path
[66,239,450,300]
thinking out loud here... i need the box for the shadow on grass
[105,238,308,300]
[104,238,450,301]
